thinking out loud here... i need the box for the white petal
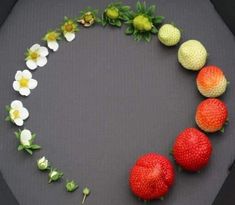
[30,44,40,51]
[20,107,29,120]
[36,56,47,67]
[20,129,32,145]
[38,46,49,57]
[64,32,75,42]
[22,70,32,79]
[15,71,23,80]
[48,41,59,52]
[14,118,24,126]
[13,81,20,91]
[26,60,37,70]
[28,79,38,89]
[11,100,23,109]
[19,88,31,96]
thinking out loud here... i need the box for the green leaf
[115,20,122,27]
[220,127,225,133]
[25,148,33,155]
[17,145,24,151]
[147,5,156,15]
[5,116,10,121]
[121,5,130,12]
[30,144,41,150]
[151,26,158,34]
[144,33,151,42]
[5,105,10,111]
[153,16,164,25]
[136,1,142,11]
[15,131,20,139]
[125,26,134,35]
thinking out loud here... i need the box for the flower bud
[48,169,63,183]
[66,180,79,192]
[133,15,152,32]
[37,156,49,171]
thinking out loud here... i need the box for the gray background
[0,0,235,204]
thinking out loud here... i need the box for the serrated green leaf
[136,1,142,11]
[25,148,33,155]
[147,5,156,15]
[5,116,10,121]
[18,145,24,151]
[153,16,164,25]
[151,26,158,34]
[115,20,122,27]
[144,33,151,42]
[125,26,134,35]
[31,144,41,150]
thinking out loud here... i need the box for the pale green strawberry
[158,24,181,46]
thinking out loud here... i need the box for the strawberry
[178,40,207,71]
[173,128,212,172]
[195,98,228,132]
[158,24,181,46]
[129,153,174,201]
[196,65,228,97]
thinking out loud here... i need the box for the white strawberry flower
[8,100,29,126]
[20,129,33,146]
[43,31,61,52]
[13,70,38,96]
[25,44,49,70]
[61,17,79,42]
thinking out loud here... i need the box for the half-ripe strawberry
[173,128,212,172]
[196,65,228,97]
[195,98,228,132]
[129,153,174,201]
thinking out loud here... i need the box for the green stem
[82,195,86,204]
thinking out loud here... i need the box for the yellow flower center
[47,32,57,41]
[19,78,29,88]
[65,24,73,32]
[30,52,39,60]
[84,13,93,23]
[12,109,20,119]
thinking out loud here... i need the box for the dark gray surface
[0,0,235,205]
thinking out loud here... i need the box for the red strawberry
[129,153,174,201]
[196,65,228,97]
[173,128,212,172]
[195,98,228,132]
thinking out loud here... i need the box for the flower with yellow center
[25,44,49,70]
[43,31,60,52]
[78,12,95,27]
[13,70,38,96]
[8,100,29,126]
[61,18,79,42]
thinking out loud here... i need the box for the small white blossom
[25,44,49,70]
[13,70,38,96]
[9,100,29,126]
[37,156,49,170]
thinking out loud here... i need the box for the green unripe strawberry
[106,7,119,20]
[158,24,181,46]
[133,15,152,32]
[178,40,207,71]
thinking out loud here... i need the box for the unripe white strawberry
[158,24,181,46]
[178,40,207,71]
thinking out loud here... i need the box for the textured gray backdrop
[0,0,235,205]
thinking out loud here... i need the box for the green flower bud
[65,180,79,192]
[133,15,152,32]
[82,187,90,204]
[37,156,49,171]
[106,7,119,19]
[48,169,63,183]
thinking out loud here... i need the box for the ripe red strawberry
[173,128,212,172]
[195,98,228,132]
[196,65,228,97]
[129,153,174,201]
